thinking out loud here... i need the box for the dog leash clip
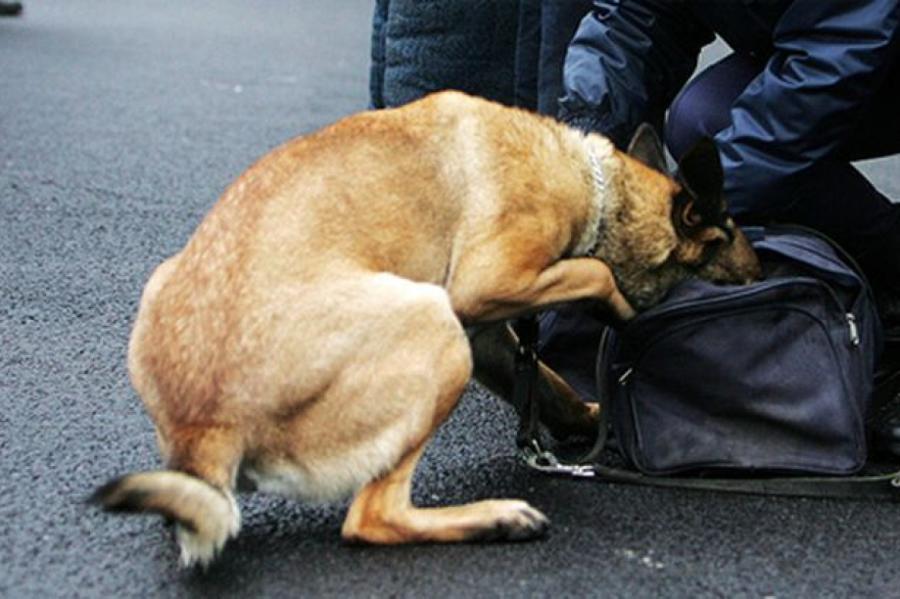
[520,439,596,478]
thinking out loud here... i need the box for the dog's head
[617,125,761,309]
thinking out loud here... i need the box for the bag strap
[526,455,900,500]
[513,317,900,501]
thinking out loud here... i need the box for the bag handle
[764,223,873,291]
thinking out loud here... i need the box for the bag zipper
[626,278,860,348]
[757,237,860,288]
[764,224,873,293]
[757,225,878,336]
[847,312,860,346]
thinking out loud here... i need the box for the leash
[513,316,900,501]
[514,315,603,479]
[512,316,541,452]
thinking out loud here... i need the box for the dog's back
[128,91,600,420]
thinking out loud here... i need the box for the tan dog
[92,91,760,567]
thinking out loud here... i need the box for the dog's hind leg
[338,285,548,544]
[341,441,548,544]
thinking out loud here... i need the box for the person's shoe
[871,262,900,328]
[0,2,23,16]
[868,338,900,460]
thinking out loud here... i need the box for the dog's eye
[700,233,729,265]
[720,225,735,244]
[706,236,727,254]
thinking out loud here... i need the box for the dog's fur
[92,91,760,567]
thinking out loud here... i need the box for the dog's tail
[90,470,241,568]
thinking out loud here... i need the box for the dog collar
[583,147,607,258]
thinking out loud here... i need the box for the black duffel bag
[516,227,900,499]
[601,226,879,476]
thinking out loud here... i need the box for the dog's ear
[676,137,724,226]
[626,124,667,174]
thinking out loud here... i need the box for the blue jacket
[559,0,900,215]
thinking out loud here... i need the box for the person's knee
[665,53,761,160]
[665,82,723,162]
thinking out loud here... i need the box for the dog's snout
[746,261,763,284]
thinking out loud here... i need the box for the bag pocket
[607,276,870,476]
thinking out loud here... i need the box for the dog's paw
[469,500,549,542]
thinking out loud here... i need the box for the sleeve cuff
[558,107,629,149]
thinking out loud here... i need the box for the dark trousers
[369,0,521,109]
[514,0,592,114]
[665,53,900,281]
[369,0,591,115]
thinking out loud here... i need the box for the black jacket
[559,0,900,213]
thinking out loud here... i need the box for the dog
[92,91,760,567]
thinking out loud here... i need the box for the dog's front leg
[457,257,636,324]
[468,322,599,439]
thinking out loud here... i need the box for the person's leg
[666,52,900,161]
[783,63,900,277]
[776,164,900,277]
[376,0,520,108]
[0,2,22,17]
[368,0,389,109]
[837,61,900,162]
[665,53,762,162]
[513,0,542,111]
[536,0,593,116]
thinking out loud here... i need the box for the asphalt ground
[2,2,900,597]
